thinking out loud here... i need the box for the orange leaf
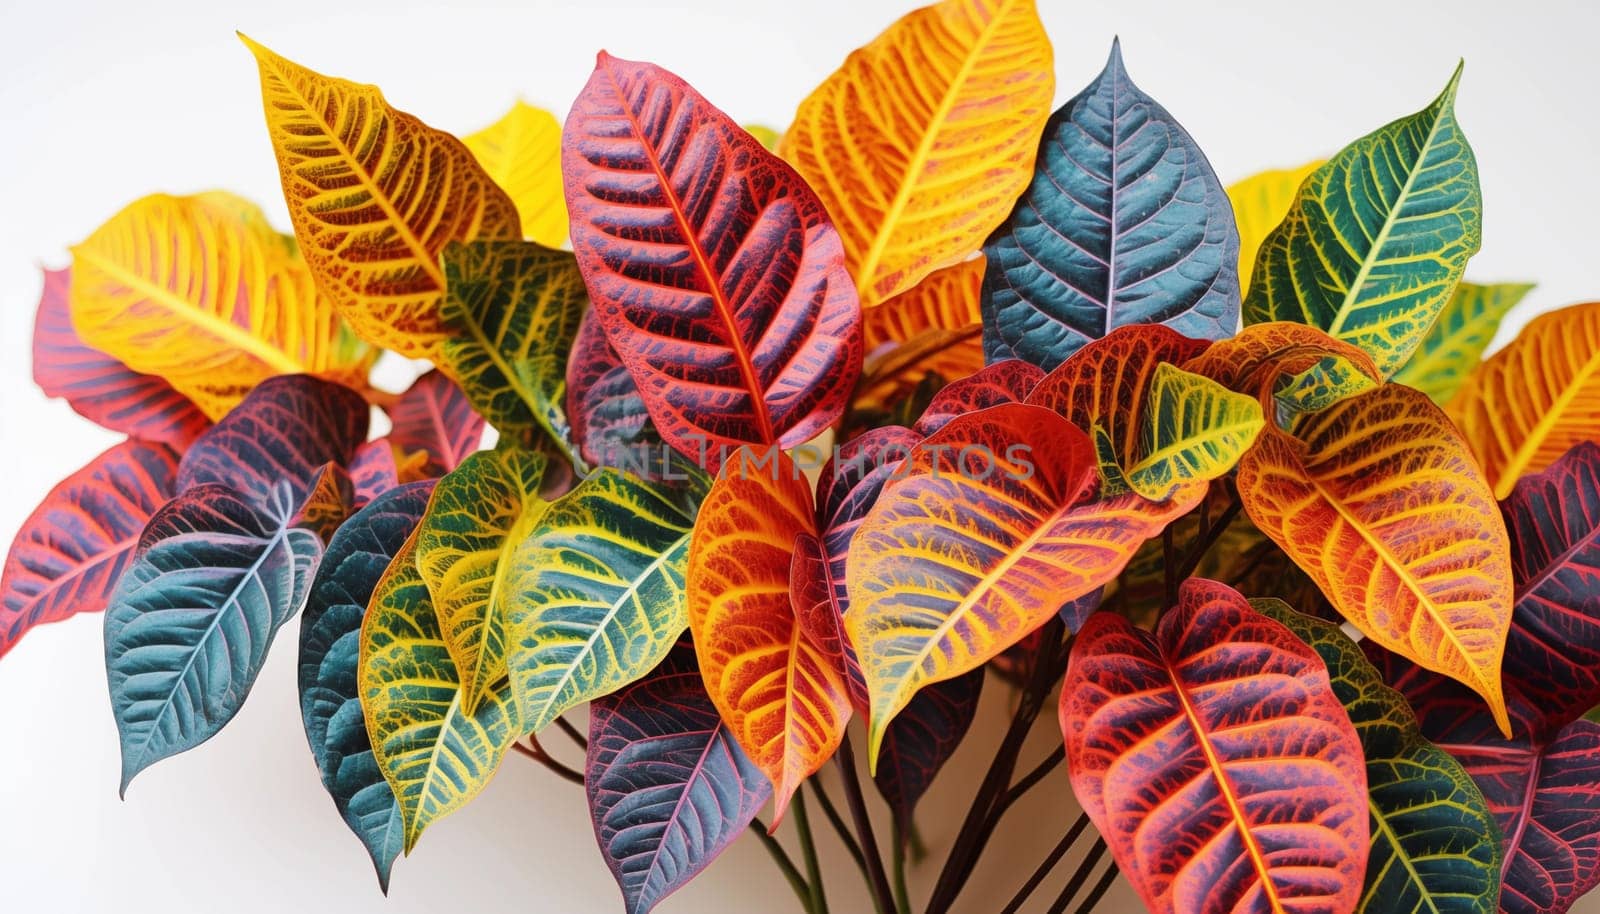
[1237,382,1514,735]
[687,450,852,819]
[1447,301,1600,498]
[1181,322,1381,400]
[855,259,987,413]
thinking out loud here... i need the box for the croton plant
[5,1,1599,913]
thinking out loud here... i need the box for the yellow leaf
[463,101,569,248]
[1225,160,1322,291]
[1238,383,1514,736]
[1112,363,1265,501]
[1448,300,1600,498]
[69,192,370,420]
[780,0,1054,306]
[242,35,521,359]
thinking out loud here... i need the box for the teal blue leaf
[106,482,322,794]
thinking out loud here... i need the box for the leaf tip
[1106,36,1126,72]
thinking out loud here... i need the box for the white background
[3,0,1598,911]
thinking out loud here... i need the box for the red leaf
[31,267,209,447]
[565,310,682,480]
[912,359,1043,436]
[1062,579,1369,914]
[563,53,862,472]
[1,440,179,657]
[349,439,402,508]
[385,370,484,475]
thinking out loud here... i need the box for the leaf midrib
[1494,342,1600,497]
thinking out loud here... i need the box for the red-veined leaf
[31,267,209,447]
[686,450,852,819]
[1062,579,1368,914]
[176,374,368,511]
[350,439,402,508]
[385,370,484,476]
[563,54,862,472]
[566,311,685,481]
[1181,322,1382,408]
[1,440,179,658]
[1237,382,1514,735]
[292,462,353,542]
[873,666,983,828]
[587,645,770,914]
[912,359,1042,436]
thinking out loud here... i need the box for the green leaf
[1393,281,1534,403]
[1273,354,1382,424]
[1253,599,1503,914]
[360,530,519,853]
[413,445,549,715]
[439,239,588,468]
[1244,66,1483,378]
[504,468,695,734]
[1101,363,1264,501]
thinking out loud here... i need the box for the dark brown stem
[997,744,1066,814]
[997,812,1091,914]
[1045,837,1109,914]
[836,736,897,914]
[554,715,588,750]
[512,736,584,786]
[809,780,868,875]
[1069,860,1120,914]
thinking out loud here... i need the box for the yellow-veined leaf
[360,530,518,852]
[687,450,852,819]
[1446,301,1600,498]
[243,35,521,358]
[1107,363,1265,501]
[463,101,568,248]
[1182,322,1383,416]
[413,446,548,715]
[780,0,1054,306]
[504,469,694,735]
[1238,382,1514,736]
[69,192,370,420]
[1225,160,1322,290]
[1393,281,1533,405]
[855,258,986,415]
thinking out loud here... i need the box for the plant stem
[1069,861,1120,914]
[998,812,1091,914]
[553,715,588,750]
[836,736,897,914]
[1045,837,1108,914]
[1162,525,1179,611]
[512,737,584,786]
[793,790,830,914]
[810,781,869,876]
[1175,490,1242,581]
[996,745,1065,815]
[925,618,1067,914]
[891,818,912,914]
[752,816,815,914]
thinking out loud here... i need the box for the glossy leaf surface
[177,374,369,511]
[1,441,178,658]
[687,451,851,818]
[1181,322,1382,409]
[1256,600,1502,914]
[1244,68,1482,379]
[414,446,548,715]
[1225,160,1322,291]
[505,468,694,734]
[32,267,209,446]
[912,359,1042,436]
[244,36,521,358]
[1447,301,1600,498]
[69,192,368,419]
[1393,282,1533,405]
[587,647,769,914]
[360,530,518,852]
[780,0,1054,306]
[463,100,568,247]
[1114,363,1263,501]
[1061,580,1368,914]
[438,239,587,457]
[299,481,434,890]
[385,371,484,477]
[106,483,322,793]
[847,403,1198,762]
[1237,382,1514,735]
[983,41,1238,371]
[563,54,861,470]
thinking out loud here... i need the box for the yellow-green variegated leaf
[1394,281,1534,404]
[438,240,587,465]
[243,36,522,359]
[463,101,569,248]
[360,530,518,852]
[505,469,695,734]
[1244,67,1482,378]
[1225,160,1322,291]
[1110,363,1265,501]
[413,446,549,715]
[743,124,782,151]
